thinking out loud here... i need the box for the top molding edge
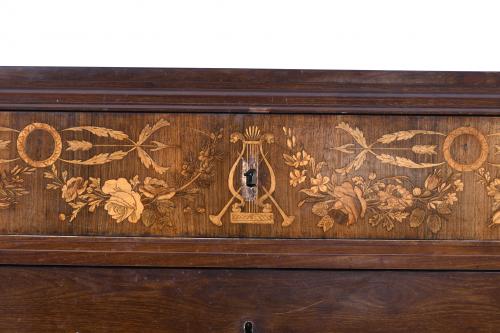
[0,67,500,114]
[2,66,500,90]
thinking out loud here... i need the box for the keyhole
[244,169,257,187]
[244,321,254,333]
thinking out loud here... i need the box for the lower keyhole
[244,321,253,333]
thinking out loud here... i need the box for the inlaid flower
[377,184,413,211]
[102,178,144,223]
[351,176,364,186]
[454,179,464,192]
[61,177,88,202]
[332,182,367,225]
[289,169,306,187]
[310,173,330,193]
[444,192,458,205]
[487,178,500,201]
[139,177,169,198]
[424,172,441,191]
[283,150,311,168]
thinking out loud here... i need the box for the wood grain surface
[3,236,500,270]
[1,266,500,333]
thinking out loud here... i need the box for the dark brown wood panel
[3,236,500,270]
[0,267,499,333]
[1,67,500,114]
[0,112,498,239]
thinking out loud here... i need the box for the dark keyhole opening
[244,169,257,187]
[244,321,253,333]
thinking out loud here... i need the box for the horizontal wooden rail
[1,236,500,270]
[0,67,500,114]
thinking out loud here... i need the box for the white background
[1,0,499,71]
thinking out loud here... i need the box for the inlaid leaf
[156,199,175,214]
[437,204,452,215]
[64,150,128,165]
[137,119,170,145]
[490,210,500,228]
[317,215,334,232]
[427,215,442,234]
[66,140,93,151]
[299,188,325,198]
[43,171,54,180]
[335,150,367,175]
[64,126,129,141]
[0,158,18,164]
[411,145,437,155]
[312,201,329,217]
[377,130,444,144]
[0,127,18,133]
[376,154,443,169]
[335,122,368,148]
[141,209,157,227]
[68,201,87,222]
[87,199,103,213]
[388,211,409,223]
[331,143,355,154]
[409,208,426,227]
[89,177,101,188]
[368,215,382,227]
[382,218,395,231]
[0,140,10,150]
[137,147,169,174]
[149,140,175,152]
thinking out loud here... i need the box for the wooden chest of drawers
[0,67,499,332]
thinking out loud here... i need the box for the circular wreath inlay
[16,123,62,168]
[442,126,488,172]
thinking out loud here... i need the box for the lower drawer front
[0,112,499,240]
[0,267,499,333]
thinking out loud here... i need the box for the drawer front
[1,111,498,240]
[1,267,500,333]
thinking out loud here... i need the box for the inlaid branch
[330,122,446,174]
[60,119,174,174]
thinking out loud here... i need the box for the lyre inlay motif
[209,126,295,226]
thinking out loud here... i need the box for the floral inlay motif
[0,166,35,209]
[283,125,471,233]
[44,127,222,226]
[476,168,500,227]
[0,119,222,227]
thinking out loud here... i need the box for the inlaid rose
[332,182,367,225]
[102,178,144,223]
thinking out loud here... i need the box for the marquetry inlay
[282,123,500,233]
[0,114,498,239]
